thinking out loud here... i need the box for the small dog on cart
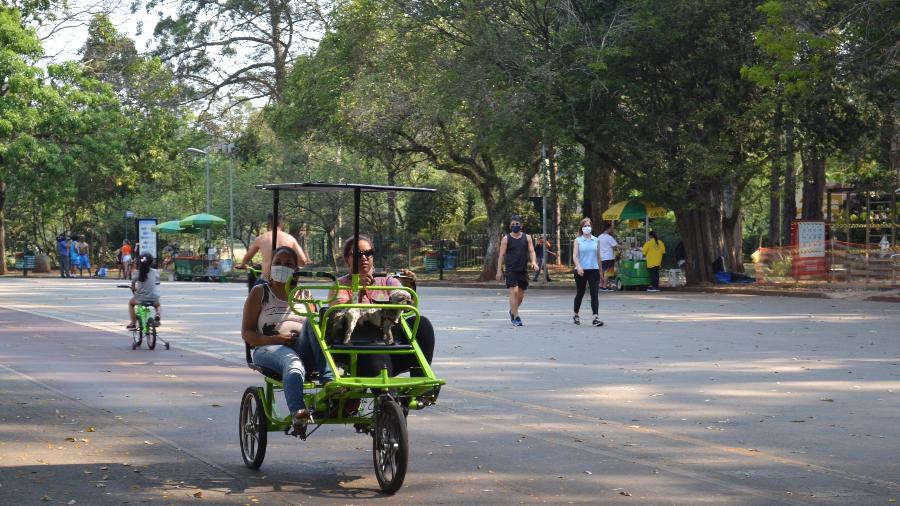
[328,289,413,345]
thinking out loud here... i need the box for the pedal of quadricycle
[285,422,309,440]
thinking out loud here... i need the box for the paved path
[1,277,899,504]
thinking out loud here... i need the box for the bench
[14,254,35,276]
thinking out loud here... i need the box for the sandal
[292,408,313,430]
[573,315,580,325]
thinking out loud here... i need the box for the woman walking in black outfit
[572,218,604,327]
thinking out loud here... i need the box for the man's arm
[239,237,261,267]
[527,235,539,272]
[292,240,309,266]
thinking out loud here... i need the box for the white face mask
[270,265,293,284]
[582,226,592,235]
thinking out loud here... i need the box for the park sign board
[136,218,158,264]
[791,221,826,279]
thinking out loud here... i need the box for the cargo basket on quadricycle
[238,183,444,494]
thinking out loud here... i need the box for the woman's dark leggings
[649,266,660,289]
[574,269,600,315]
[358,316,436,377]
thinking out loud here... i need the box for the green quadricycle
[238,183,445,494]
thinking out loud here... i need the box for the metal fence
[302,231,581,272]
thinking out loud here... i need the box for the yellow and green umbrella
[602,200,668,221]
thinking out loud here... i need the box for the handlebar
[235,264,338,282]
[293,270,337,282]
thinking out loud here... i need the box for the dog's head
[388,289,412,306]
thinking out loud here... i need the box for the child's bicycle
[118,285,169,350]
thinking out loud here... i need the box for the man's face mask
[270,265,293,284]
[511,224,522,233]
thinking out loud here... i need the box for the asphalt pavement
[0,277,898,505]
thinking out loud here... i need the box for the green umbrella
[179,213,226,229]
[152,220,186,234]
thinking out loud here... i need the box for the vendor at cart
[598,222,618,291]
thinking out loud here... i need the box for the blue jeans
[251,321,333,415]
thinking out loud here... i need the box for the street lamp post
[185,147,211,216]
[186,144,236,262]
[185,147,211,244]
[220,143,236,263]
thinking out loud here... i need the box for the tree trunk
[479,211,506,281]
[325,224,340,272]
[674,191,725,284]
[768,103,783,246]
[386,168,398,237]
[800,146,826,220]
[0,180,6,275]
[582,148,614,225]
[723,207,743,273]
[549,150,561,264]
[477,187,511,281]
[269,0,286,101]
[781,120,796,246]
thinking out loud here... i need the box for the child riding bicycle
[126,252,161,330]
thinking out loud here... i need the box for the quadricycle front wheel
[239,387,268,469]
[373,395,408,494]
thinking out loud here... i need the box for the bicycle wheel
[239,387,268,469]
[373,397,408,494]
[147,322,157,350]
[132,326,143,349]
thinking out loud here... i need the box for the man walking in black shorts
[496,215,539,326]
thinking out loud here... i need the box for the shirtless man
[237,213,309,286]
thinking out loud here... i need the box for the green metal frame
[248,182,444,433]
[253,274,443,431]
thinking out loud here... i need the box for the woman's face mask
[582,226,592,235]
[270,265,294,284]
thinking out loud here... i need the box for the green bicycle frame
[135,304,154,334]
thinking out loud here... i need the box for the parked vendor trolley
[238,182,444,494]
[601,200,668,291]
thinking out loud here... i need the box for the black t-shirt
[505,233,529,272]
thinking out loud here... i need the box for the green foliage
[404,182,465,237]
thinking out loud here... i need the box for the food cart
[601,200,668,291]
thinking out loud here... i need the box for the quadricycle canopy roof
[256,182,436,278]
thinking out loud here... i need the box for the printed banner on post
[136,218,158,262]
[791,221,826,279]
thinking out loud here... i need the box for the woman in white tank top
[241,247,333,430]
